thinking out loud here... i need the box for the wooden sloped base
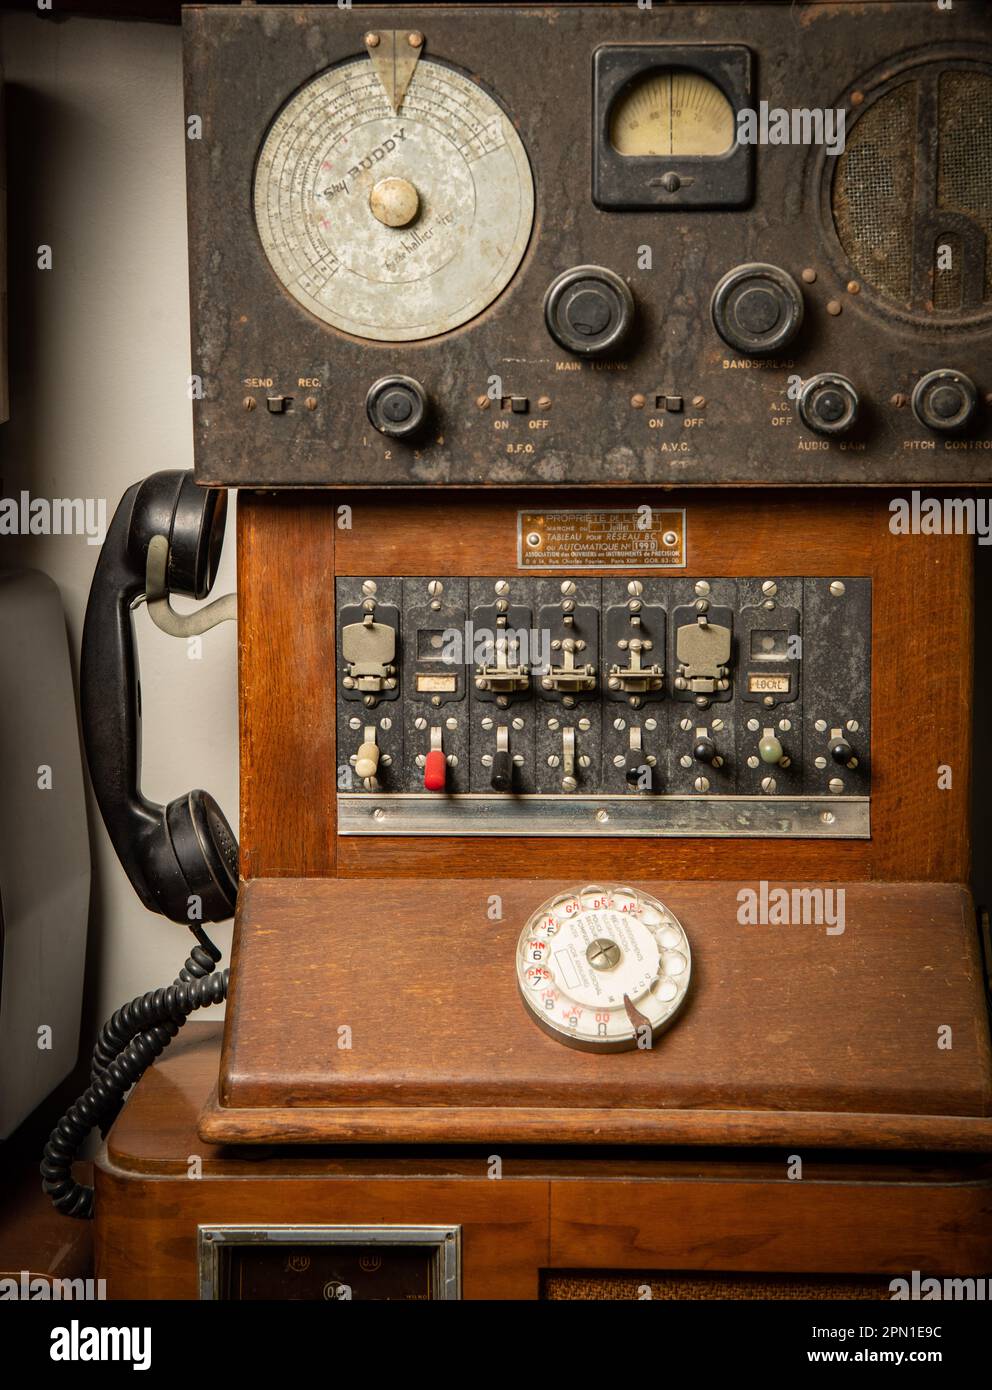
[199,877,992,1149]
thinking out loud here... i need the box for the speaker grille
[831,67,992,317]
[938,71,992,301]
[542,1271,894,1301]
[833,82,917,304]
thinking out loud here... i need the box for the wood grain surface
[206,877,992,1145]
[94,1026,992,1298]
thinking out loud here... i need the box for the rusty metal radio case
[184,2,992,488]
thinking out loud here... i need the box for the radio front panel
[185,3,992,489]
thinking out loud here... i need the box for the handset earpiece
[81,470,238,923]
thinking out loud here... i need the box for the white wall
[0,13,237,1026]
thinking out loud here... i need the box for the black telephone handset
[80,469,237,923]
[45,473,237,1218]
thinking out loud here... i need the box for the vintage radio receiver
[184,3,992,488]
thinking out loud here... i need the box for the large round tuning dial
[544,265,635,356]
[911,370,978,433]
[710,262,804,355]
[798,373,859,436]
[366,375,429,439]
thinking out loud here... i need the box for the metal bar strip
[338,795,869,838]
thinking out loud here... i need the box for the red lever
[424,748,447,792]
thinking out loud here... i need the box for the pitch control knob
[798,374,859,436]
[544,265,635,356]
[911,370,978,433]
[710,263,804,355]
[366,375,429,439]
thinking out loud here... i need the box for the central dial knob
[369,176,420,229]
[544,265,635,356]
[366,375,429,439]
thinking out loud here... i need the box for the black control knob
[490,749,513,793]
[366,375,428,439]
[544,265,635,356]
[693,736,717,765]
[710,262,804,355]
[625,748,650,788]
[829,736,855,767]
[798,373,859,436]
[911,369,977,433]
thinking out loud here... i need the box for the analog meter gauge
[593,45,753,209]
[609,70,735,157]
[517,884,692,1052]
[253,46,534,341]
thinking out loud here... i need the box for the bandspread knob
[711,262,803,355]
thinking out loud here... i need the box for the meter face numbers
[516,884,691,1052]
[253,57,534,341]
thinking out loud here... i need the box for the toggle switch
[624,725,654,790]
[491,726,513,792]
[561,726,577,793]
[354,726,380,786]
[758,728,789,766]
[424,726,447,791]
[693,734,716,764]
[828,728,858,769]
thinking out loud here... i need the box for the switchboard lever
[693,734,717,765]
[561,726,577,793]
[758,729,788,766]
[624,725,650,789]
[608,637,663,695]
[491,726,513,792]
[424,726,447,792]
[829,729,858,769]
[354,726,381,788]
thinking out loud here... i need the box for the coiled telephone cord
[40,931,229,1219]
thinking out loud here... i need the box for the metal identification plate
[517,509,686,570]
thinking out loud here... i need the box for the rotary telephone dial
[42,470,238,1218]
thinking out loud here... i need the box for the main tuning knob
[366,375,429,439]
[710,262,804,355]
[544,265,635,356]
[911,370,977,433]
[798,373,859,436]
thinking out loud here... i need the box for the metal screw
[494,579,509,596]
[408,31,423,47]
[365,32,380,47]
[829,580,846,598]
[243,396,257,411]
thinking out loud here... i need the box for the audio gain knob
[366,375,429,439]
[798,373,859,436]
[710,262,804,355]
[911,369,977,433]
[544,265,635,356]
